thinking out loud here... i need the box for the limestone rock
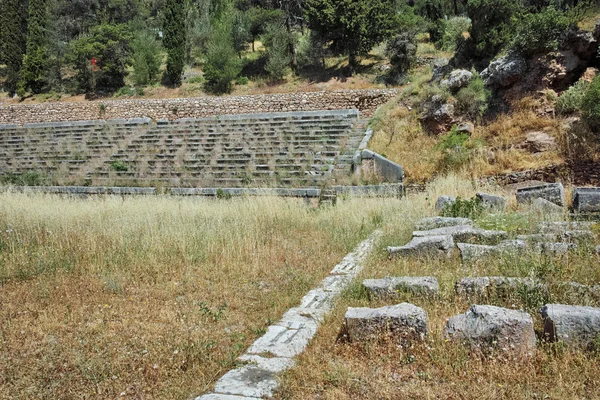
[516,182,565,207]
[481,53,527,88]
[516,233,557,242]
[455,276,547,298]
[456,122,475,135]
[415,216,473,231]
[420,103,454,134]
[562,230,594,242]
[413,225,507,245]
[540,304,600,349]
[525,131,556,153]
[388,235,454,258]
[531,197,564,214]
[363,276,440,299]
[457,240,527,262]
[441,69,473,91]
[536,242,577,255]
[345,303,428,342]
[572,187,600,213]
[476,192,507,209]
[444,305,536,357]
[435,195,456,212]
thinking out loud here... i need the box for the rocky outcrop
[481,53,527,88]
[441,69,473,91]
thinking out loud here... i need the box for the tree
[0,0,27,95]
[131,30,162,85]
[163,0,186,85]
[385,32,417,83]
[19,0,51,95]
[305,0,398,72]
[69,23,132,92]
[263,22,292,81]
[232,9,251,57]
[203,21,242,94]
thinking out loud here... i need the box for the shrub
[556,80,589,115]
[263,23,293,82]
[510,6,575,56]
[440,16,471,51]
[114,86,135,97]
[235,76,249,85]
[131,30,162,86]
[109,160,129,172]
[581,75,600,128]
[186,75,205,84]
[436,125,482,171]
[455,75,490,121]
[441,196,485,219]
[204,22,241,94]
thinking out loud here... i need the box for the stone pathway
[196,230,382,400]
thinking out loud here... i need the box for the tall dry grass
[276,176,600,400]
[0,192,398,399]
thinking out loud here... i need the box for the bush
[114,86,135,97]
[510,6,575,56]
[441,17,471,51]
[441,196,485,219]
[556,80,589,115]
[455,75,490,120]
[385,33,417,83]
[436,125,481,171]
[110,160,129,172]
[1,171,48,186]
[581,75,600,128]
[235,76,249,85]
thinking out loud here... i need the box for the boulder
[413,225,508,245]
[516,182,565,207]
[388,235,454,258]
[441,69,473,91]
[415,216,473,231]
[481,53,527,88]
[540,304,600,349]
[431,58,452,82]
[476,192,507,209]
[525,131,557,153]
[420,103,455,134]
[572,187,600,213]
[444,305,536,357]
[345,303,428,342]
[456,122,475,135]
[455,276,547,298]
[435,195,456,212]
[363,276,440,299]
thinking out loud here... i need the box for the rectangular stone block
[572,187,600,213]
[516,182,565,206]
[246,325,313,358]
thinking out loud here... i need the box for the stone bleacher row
[0,110,367,187]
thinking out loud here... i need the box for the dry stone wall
[0,89,397,125]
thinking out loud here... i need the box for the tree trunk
[348,51,358,75]
[285,17,298,74]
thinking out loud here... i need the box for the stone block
[455,276,547,298]
[444,305,536,357]
[387,235,454,258]
[476,192,507,209]
[562,230,594,242]
[536,242,577,255]
[246,324,313,358]
[540,304,600,349]
[196,394,261,400]
[413,225,507,245]
[415,217,473,231]
[435,195,456,212]
[516,182,565,206]
[516,233,557,242]
[362,276,440,299]
[345,303,428,342]
[572,187,600,213]
[531,197,564,214]
[213,355,294,398]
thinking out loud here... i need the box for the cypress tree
[0,0,27,95]
[19,0,50,95]
[163,0,186,86]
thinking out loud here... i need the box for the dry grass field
[276,177,600,400]
[0,192,397,399]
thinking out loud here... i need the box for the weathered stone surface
[413,225,507,245]
[572,187,600,213]
[435,195,456,212]
[388,235,454,258]
[540,304,600,348]
[213,355,294,398]
[444,305,536,357]
[456,122,475,135]
[246,325,314,358]
[557,281,600,302]
[537,221,569,234]
[420,103,455,134]
[457,243,497,262]
[455,276,547,297]
[516,182,565,206]
[196,394,261,400]
[481,53,527,88]
[531,197,564,214]
[441,69,473,91]
[319,274,353,294]
[536,242,578,255]
[526,131,557,153]
[476,192,507,209]
[345,303,428,342]
[362,276,440,299]
[562,230,594,242]
[415,216,473,231]
[516,233,557,242]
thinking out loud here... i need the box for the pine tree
[163,0,187,86]
[0,0,27,95]
[19,0,50,95]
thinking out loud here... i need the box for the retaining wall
[0,89,398,125]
